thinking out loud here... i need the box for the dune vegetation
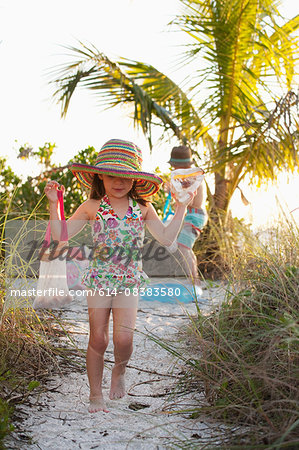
[153,214,299,448]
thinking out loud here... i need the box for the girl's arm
[45,181,89,240]
[65,203,90,239]
[144,194,193,246]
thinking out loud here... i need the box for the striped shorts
[177,207,207,250]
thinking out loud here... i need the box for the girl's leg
[109,293,138,400]
[86,304,111,413]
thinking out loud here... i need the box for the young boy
[168,145,207,288]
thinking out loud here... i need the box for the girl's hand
[44,180,65,203]
[171,190,195,207]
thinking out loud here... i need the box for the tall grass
[151,214,299,448]
[0,191,81,446]
[186,214,298,447]
[0,287,78,446]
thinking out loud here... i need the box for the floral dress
[82,194,148,292]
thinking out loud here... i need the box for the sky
[0,0,298,227]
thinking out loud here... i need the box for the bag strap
[43,189,68,248]
[162,191,175,223]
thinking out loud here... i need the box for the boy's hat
[70,139,163,198]
[168,145,194,168]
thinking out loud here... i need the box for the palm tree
[51,0,299,221]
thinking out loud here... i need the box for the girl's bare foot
[109,367,126,400]
[88,394,109,413]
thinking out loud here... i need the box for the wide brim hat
[168,145,195,168]
[70,139,163,198]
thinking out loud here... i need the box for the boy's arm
[193,184,204,207]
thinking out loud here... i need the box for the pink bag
[33,190,73,309]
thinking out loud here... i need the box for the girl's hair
[89,175,148,206]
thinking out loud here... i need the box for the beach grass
[0,275,60,445]
[0,194,82,446]
[151,214,299,448]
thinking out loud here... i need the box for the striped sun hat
[70,139,163,197]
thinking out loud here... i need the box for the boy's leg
[110,293,138,400]
[178,244,201,286]
[177,220,202,286]
[86,295,111,413]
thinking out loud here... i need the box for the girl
[44,139,194,413]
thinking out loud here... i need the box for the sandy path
[6,280,226,449]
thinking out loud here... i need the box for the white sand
[6,279,227,449]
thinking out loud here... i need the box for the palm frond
[207,91,299,186]
[118,58,208,142]
[51,43,208,148]
[174,1,298,134]
[49,2,299,213]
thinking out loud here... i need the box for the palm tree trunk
[213,172,230,213]
[196,171,233,279]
